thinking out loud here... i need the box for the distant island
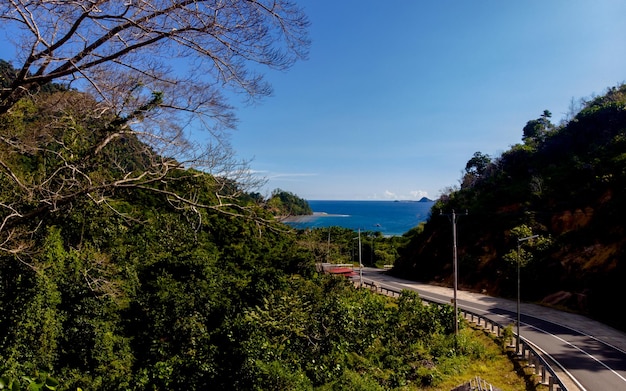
[394,197,434,203]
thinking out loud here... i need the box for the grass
[419,323,548,391]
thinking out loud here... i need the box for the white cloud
[383,190,396,199]
[248,169,318,180]
[270,173,318,179]
[370,189,431,201]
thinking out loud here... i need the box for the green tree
[267,189,313,216]
[0,0,310,255]
[465,151,492,177]
[522,109,554,145]
[462,151,492,188]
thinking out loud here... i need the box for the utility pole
[441,209,468,339]
[327,228,331,263]
[516,234,539,354]
[358,228,363,287]
[353,229,363,287]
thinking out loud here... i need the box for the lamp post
[516,234,538,354]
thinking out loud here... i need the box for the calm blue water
[284,200,435,236]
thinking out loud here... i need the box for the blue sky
[1,1,625,201]
[229,0,626,200]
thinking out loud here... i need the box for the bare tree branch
[0,1,309,253]
[0,0,309,113]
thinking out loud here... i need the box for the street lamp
[516,234,538,354]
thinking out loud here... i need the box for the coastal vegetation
[296,227,408,268]
[266,188,314,217]
[0,0,310,257]
[392,84,626,331]
[0,77,535,389]
[0,1,532,386]
[0,73,534,389]
[0,1,619,388]
[0,56,535,391]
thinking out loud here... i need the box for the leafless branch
[0,0,309,253]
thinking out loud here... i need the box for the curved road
[359,268,626,391]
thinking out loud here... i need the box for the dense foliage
[0,176,306,389]
[266,188,313,217]
[0,1,309,253]
[392,84,626,330]
[0,173,497,390]
[0,5,528,388]
[0,77,518,390]
[295,227,409,268]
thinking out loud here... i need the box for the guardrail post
[532,356,539,374]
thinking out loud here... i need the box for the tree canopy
[522,109,554,146]
[0,0,310,254]
[0,142,513,389]
[392,84,626,330]
[0,1,310,115]
[267,188,313,216]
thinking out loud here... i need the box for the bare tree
[0,0,309,114]
[0,1,310,253]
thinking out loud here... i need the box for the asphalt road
[358,267,626,391]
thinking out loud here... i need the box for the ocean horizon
[283,200,435,236]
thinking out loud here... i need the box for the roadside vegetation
[393,85,626,331]
[296,226,410,268]
[0,1,618,388]
[0,60,542,390]
[0,206,541,389]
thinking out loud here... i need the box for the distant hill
[265,188,313,217]
[392,84,626,331]
[393,197,433,202]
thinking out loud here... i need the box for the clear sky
[228,0,626,200]
[1,2,625,201]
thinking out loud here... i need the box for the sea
[283,200,436,236]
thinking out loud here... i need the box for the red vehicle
[326,267,357,278]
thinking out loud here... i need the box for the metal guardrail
[361,280,568,391]
[457,375,501,391]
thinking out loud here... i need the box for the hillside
[0,65,534,390]
[265,188,313,217]
[392,84,626,331]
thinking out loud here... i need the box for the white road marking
[368,277,626,390]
